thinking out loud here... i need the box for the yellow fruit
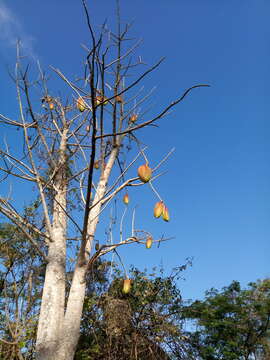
[123,193,129,205]
[77,97,86,112]
[95,95,108,106]
[122,278,131,294]
[49,102,54,110]
[146,236,153,249]
[94,160,100,169]
[137,163,152,183]
[129,114,138,123]
[154,201,164,218]
[162,206,170,222]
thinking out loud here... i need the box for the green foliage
[0,221,43,359]
[183,280,270,359]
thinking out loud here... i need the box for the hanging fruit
[94,160,100,169]
[146,236,153,249]
[95,95,108,106]
[137,163,152,183]
[77,97,86,112]
[129,114,138,123]
[115,95,123,103]
[122,278,131,294]
[154,201,164,218]
[49,102,54,110]
[162,206,170,222]
[123,193,129,205]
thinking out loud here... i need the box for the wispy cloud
[0,1,36,59]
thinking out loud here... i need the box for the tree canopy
[183,280,270,360]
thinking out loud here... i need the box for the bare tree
[0,1,209,359]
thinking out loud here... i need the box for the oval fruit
[122,278,131,294]
[146,236,153,249]
[77,97,86,112]
[162,206,170,222]
[129,114,138,123]
[137,163,152,183]
[115,95,123,103]
[154,201,164,218]
[95,95,108,106]
[123,193,129,205]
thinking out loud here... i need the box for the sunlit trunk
[55,147,119,360]
[36,134,68,360]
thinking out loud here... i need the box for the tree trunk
[55,147,119,360]
[55,265,87,360]
[35,241,66,359]
[36,133,68,360]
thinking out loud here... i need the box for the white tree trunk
[36,134,68,360]
[55,147,119,360]
[35,241,66,359]
[55,265,87,360]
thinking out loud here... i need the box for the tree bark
[55,147,119,360]
[55,264,87,360]
[36,132,68,360]
[35,241,66,360]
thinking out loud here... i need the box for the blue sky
[0,0,269,301]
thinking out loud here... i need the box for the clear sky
[0,0,269,301]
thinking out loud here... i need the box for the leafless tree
[0,1,209,359]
